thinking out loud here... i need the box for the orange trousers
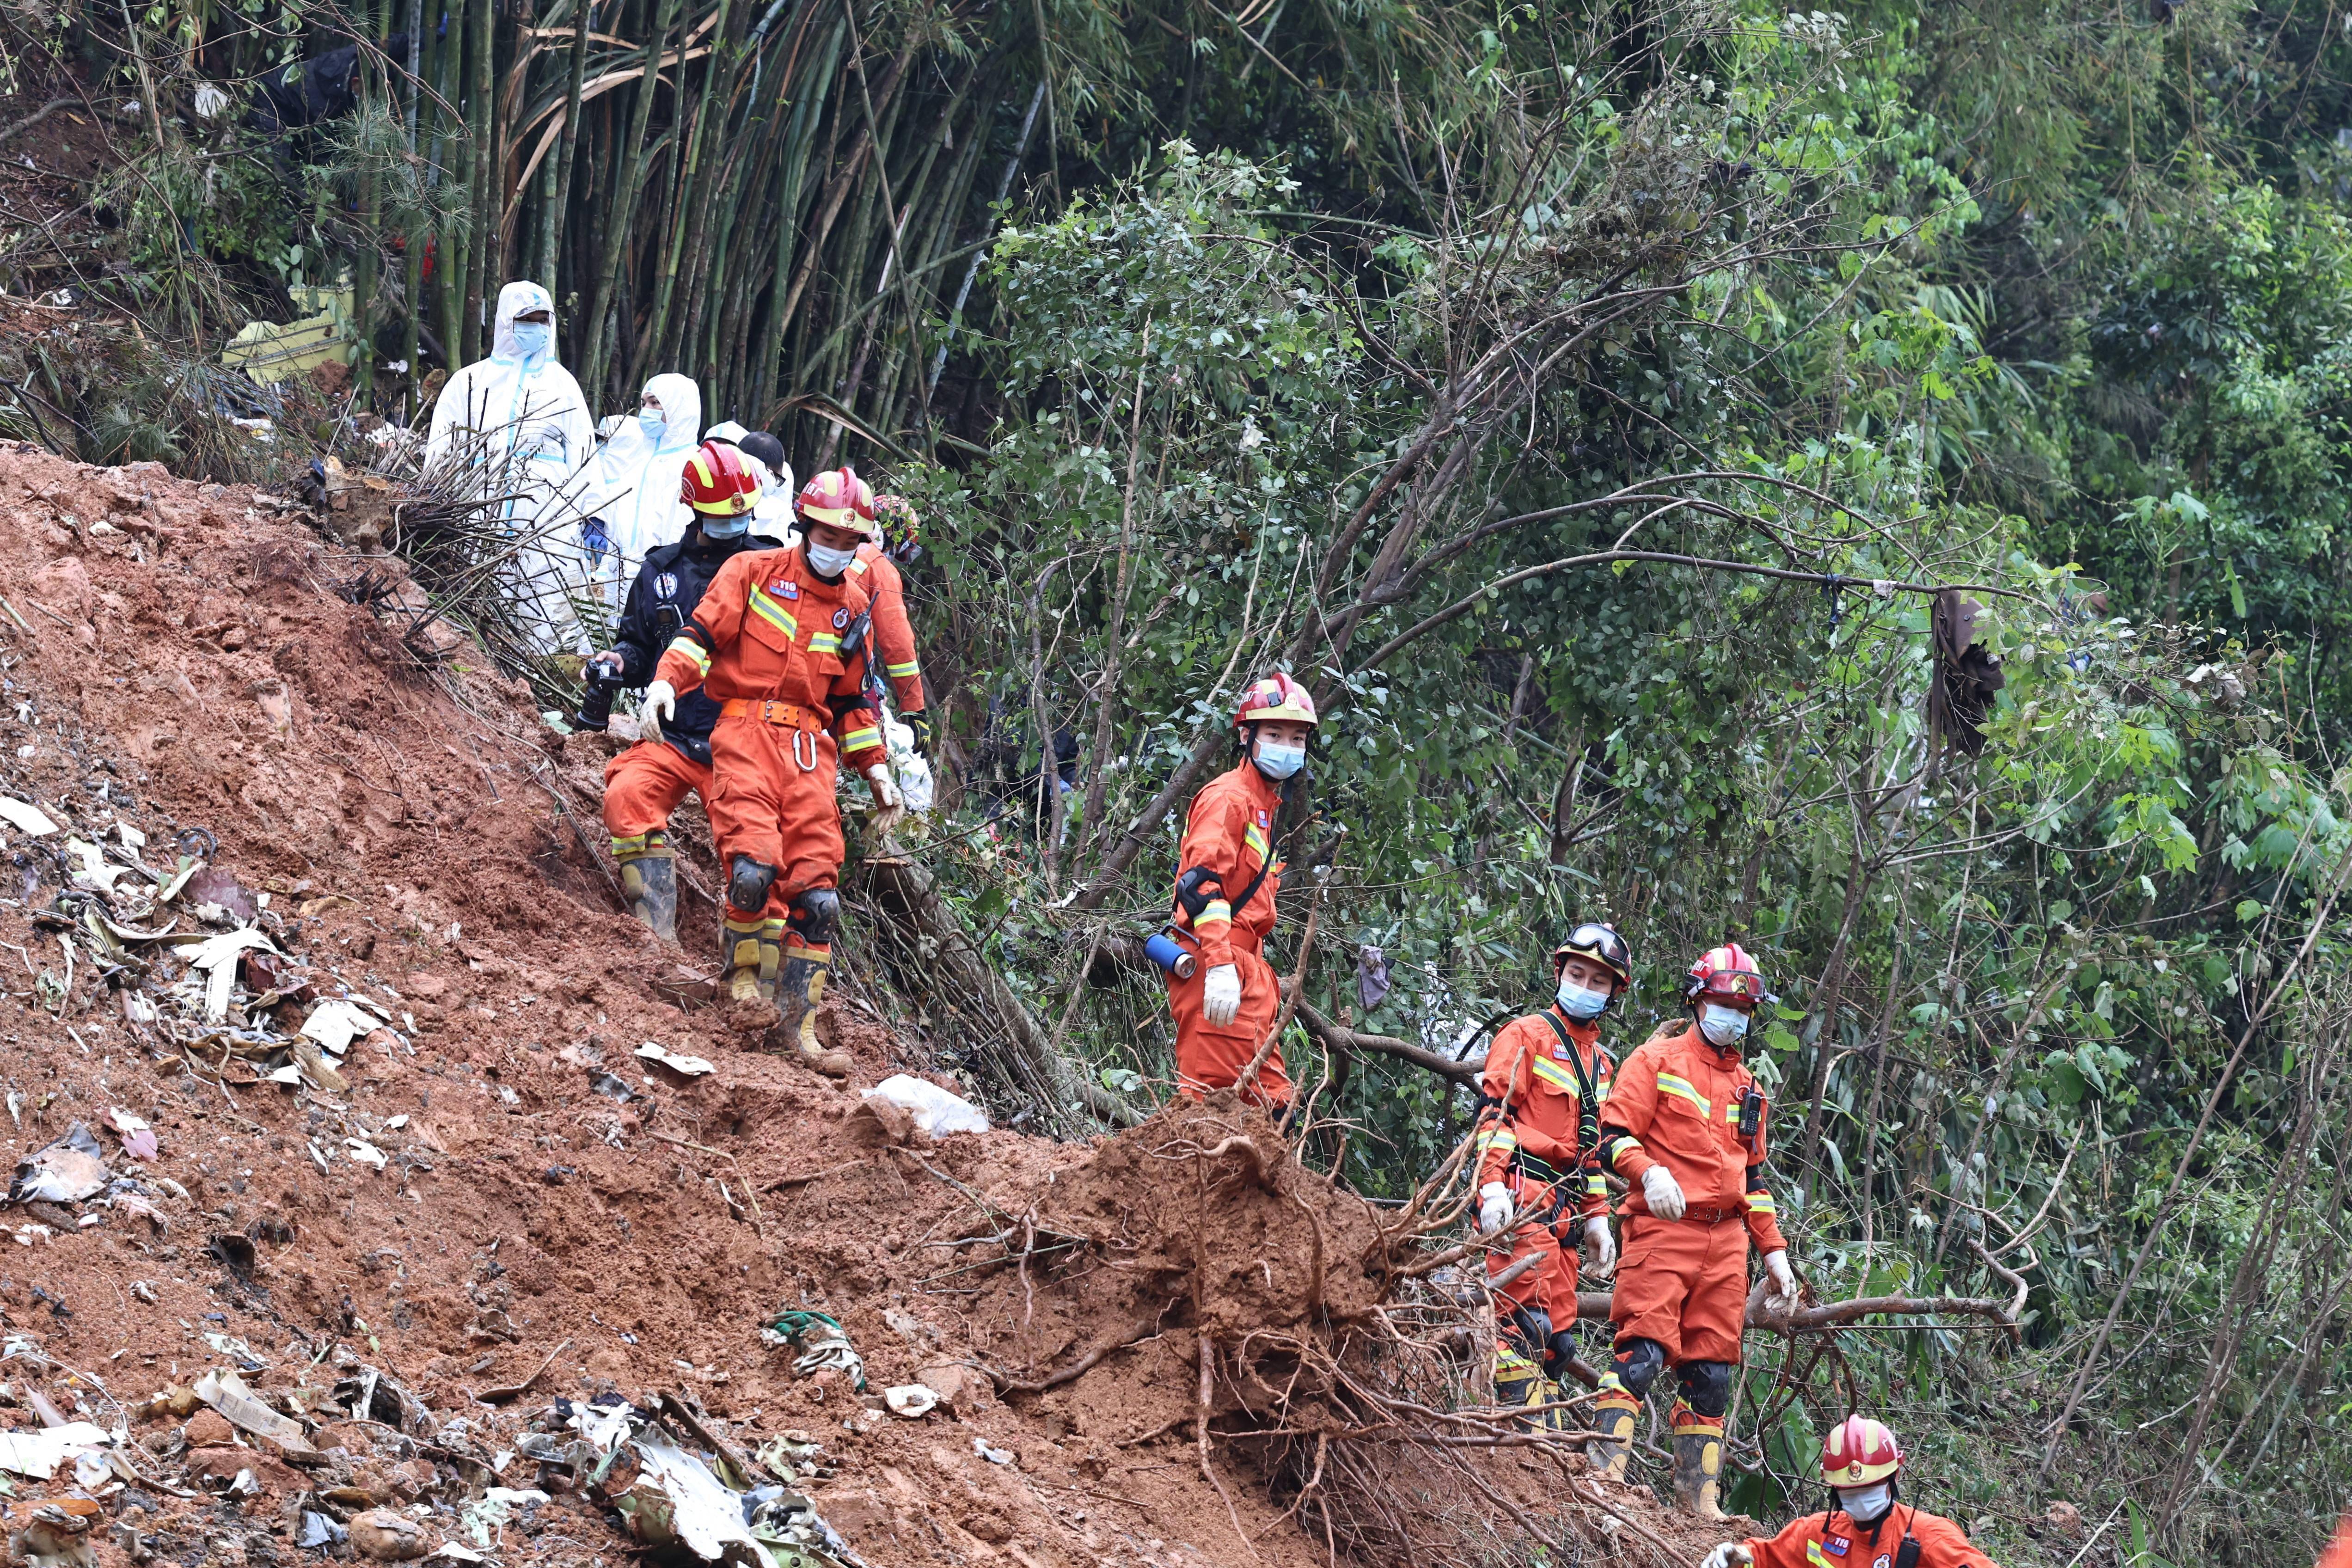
[1611,1213,1750,1365]
[603,741,710,841]
[704,711,845,922]
[1488,1180,1582,1330]
[1165,944,1291,1106]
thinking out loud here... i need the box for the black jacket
[616,526,785,766]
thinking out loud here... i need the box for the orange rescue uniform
[849,543,927,716]
[603,740,710,851]
[654,545,885,968]
[1745,1507,1998,1568]
[1165,760,1290,1106]
[1476,1008,1613,1348]
[2319,1517,2352,1568]
[1599,1021,1786,1366]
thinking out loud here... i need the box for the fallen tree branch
[1298,1000,1483,1083]
[1570,1286,2021,1330]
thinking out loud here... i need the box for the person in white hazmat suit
[423,281,600,654]
[701,421,796,535]
[585,374,703,610]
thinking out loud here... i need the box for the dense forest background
[2,0,2350,1556]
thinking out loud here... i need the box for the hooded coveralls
[587,372,704,611]
[423,281,599,652]
[1164,759,1291,1107]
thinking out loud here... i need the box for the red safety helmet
[797,466,878,536]
[1821,1415,1902,1487]
[1684,941,1768,1005]
[872,494,923,564]
[1234,671,1318,729]
[680,441,760,517]
[1553,922,1632,991]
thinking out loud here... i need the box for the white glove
[1581,1216,1617,1276]
[1701,1544,1754,1568]
[639,679,676,741]
[1477,1182,1514,1236]
[1762,1248,1799,1313]
[1642,1164,1687,1221]
[1201,963,1241,1025]
[864,764,905,836]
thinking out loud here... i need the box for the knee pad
[726,854,779,915]
[1612,1336,1666,1400]
[1677,1359,1734,1418]
[788,887,840,943]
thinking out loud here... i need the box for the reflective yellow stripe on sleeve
[840,725,880,753]
[1199,899,1231,925]
[667,635,711,675]
[886,659,921,679]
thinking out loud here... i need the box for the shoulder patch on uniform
[655,571,679,600]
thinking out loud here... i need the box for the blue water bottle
[1144,931,1197,980]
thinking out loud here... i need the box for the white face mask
[1837,1482,1892,1525]
[805,540,856,577]
[1253,739,1306,780]
[1698,1003,1750,1047]
[1556,977,1610,1019]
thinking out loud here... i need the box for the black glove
[904,710,936,757]
[1544,1329,1580,1379]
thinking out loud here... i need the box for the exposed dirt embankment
[0,442,1702,1568]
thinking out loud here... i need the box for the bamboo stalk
[584,0,683,398]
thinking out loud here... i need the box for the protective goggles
[1698,968,1767,1000]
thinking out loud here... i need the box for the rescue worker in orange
[1700,1416,2001,1568]
[642,462,903,1072]
[1591,941,1800,1516]
[2317,1516,2352,1568]
[588,442,783,941]
[857,495,936,757]
[1163,673,1314,1107]
[1473,923,1630,1419]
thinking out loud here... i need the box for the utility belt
[720,698,828,772]
[1660,1202,1747,1226]
[721,698,825,732]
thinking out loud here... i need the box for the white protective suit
[423,281,600,653]
[587,373,702,607]
[702,419,797,535]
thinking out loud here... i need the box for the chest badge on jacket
[775,580,800,600]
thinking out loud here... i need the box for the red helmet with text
[680,441,760,517]
[1233,671,1318,729]
[796,466,879,537]
[1684,941,1768,1005]
[1821,1415,1902,1487]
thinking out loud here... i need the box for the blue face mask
[1556,977,1611,1019]
[1253,740,1306,780]
[1699,1003,1751,1048]
[701,512,749,541]
[804,540,857,577]
[510,321,550,359]
[638,411,667,443]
